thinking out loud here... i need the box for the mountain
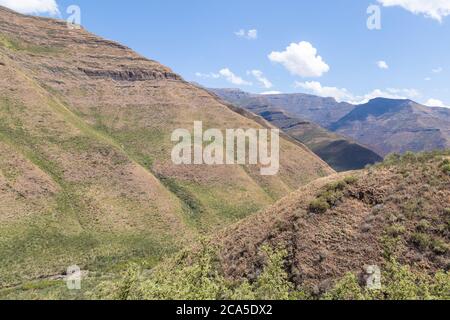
[330,98,450,156]
[0,6,333,287]
[210,88,382,171]
[210,88,355,128]
[211,89,450,159]
[214,152,450,292]
[85,151,450,300]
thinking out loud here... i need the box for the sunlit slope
[0,52,191,286]
[0,6,333,286]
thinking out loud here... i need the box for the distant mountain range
[331,98,450,156]
[209,88,382,171]
[209,88,354,128]
[209,88,450,161]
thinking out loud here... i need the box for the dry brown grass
[215,152,450,290]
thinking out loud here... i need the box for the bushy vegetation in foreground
[92,241,302,300]
[92,240,449,300]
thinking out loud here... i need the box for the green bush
[386,224,406,237]
[324,258,450,300]
[411,233,431,251]
[431,239,449,255]
[309,199,330,214]
[92,238,450,301]
[430,272,450,299]
[343,176,359,185]
[322,273,365,300]
[253,246,293,300]
[308,177,357,214]
[438,159,450,175]
[416,219,431,232]
[94,241,300,300]
[441,164,450,176]
[381,259,429,300]
[444,208,450,216]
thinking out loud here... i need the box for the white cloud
[219,68,252,86]
[196,69,252,86]
[295,81,420,104]
[425,98,450,108]
[294,81,354,102]
[195,72,220,79]
[425,77,432,81]
[235,29,258,40]
[0,0,59,15]
[268,41,330,78]
[247,29,258,39]
[248,70,273,89]
[361,88,420,103]
[260,91,282,95]
[378,0,450,22]
[377,60,389,69]
[432,67,443,73]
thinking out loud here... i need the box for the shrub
[322,257,450,300]
[402,151,417,162]
[411,233,431,251]
[322,273,366,300]
[114,263,143,300]
[383,153,402,166]
[430,272,450,299]
[308,177,357,214]
[343,175,359,185]
[439,159,450,176]
[381,259,429,300]
[141,241,229,300]
[416,219,431,232]
[444,208,450,216]
[309,199,331,214]
[439,159,450,167]
[441,163,450,176]
[386,224,406,237]
[431,239,449,255]
[253,246,293,300]
[94,241,299,300]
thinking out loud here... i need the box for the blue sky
[3,0,450,107]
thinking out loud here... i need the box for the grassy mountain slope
[0,6,333,287]
[214,151,450,290]
[210,88,382,171]
[70,151,449,300]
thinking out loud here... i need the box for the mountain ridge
[210,88,450,158]
[209,88,383,171]
[331,98,450,156]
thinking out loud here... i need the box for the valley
[0,4,448,301]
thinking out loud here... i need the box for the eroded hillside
[216,152,450,290]
[83,152,450,300]
[0,6,333,287]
